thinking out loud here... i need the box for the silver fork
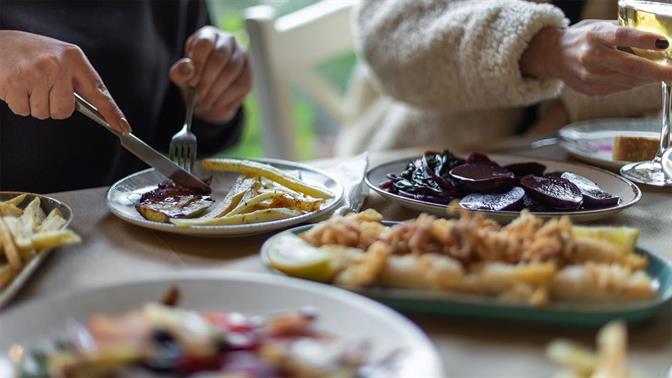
[169,87,197,172]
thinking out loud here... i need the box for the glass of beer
[619,0,672,186]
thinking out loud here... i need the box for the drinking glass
[618,0,672,186]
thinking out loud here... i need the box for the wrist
[520,26,564,80]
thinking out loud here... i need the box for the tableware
[0,192,73,309]
[663,147,672,179]
[0,272,444,377]
[618,1,672,186]
[558,118,659,170]
[261,223,672,327]
[107,158,344,236]
[168,86,197,171]
[75,93,210,192]
[366,154,641,223]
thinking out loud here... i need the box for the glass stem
[658,81,672,160]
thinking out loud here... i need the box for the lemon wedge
[572,226,639,254]
[267,234,334,282]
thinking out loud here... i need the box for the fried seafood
[294,207,656,305]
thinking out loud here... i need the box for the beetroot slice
[449,163,515,192]
[520,175,583,210]
[560,172,620,208]
[503,162,546,177]
[465,152,499,166]
[460,187,525,211]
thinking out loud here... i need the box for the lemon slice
[267,234,334,282]
[572,226,639,254]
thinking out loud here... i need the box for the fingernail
[656,38,669,49]
[180,60,194,76]
[120,118,133,135]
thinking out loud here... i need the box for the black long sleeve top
[0,0,244,193]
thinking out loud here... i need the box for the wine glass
[618,0,672,186]
[663,146,672,178]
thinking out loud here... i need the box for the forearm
[355,0,567,111]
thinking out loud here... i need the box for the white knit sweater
[336,0,660,155]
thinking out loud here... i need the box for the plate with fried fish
[261,209,672,326]
[107,158,343,237]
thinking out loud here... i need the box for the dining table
[9,144,672,378]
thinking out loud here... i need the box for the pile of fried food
[0,194,81,290]
[285,206,656,306]
[137,159,333,226]
[548,321,639,378]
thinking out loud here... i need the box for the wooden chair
[244,0,355,160]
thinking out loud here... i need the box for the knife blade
[74,93,211,193]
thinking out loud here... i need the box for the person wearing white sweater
[336,0,672,155]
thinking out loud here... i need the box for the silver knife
[74,93,211,193]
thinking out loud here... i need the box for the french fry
[0,264,15,289]
[202,159,333,199]
[200,176,260,219]
[172,208,302,227]
[0,217,22,270]
[37,208,67,232]
[263,190,324,212]
[546,340,597,375]
[2,193,27,207]
[31,230,81,250]
[21,197,46,228]
[227,191,282,216]
[593,322,628,378]
[0,202,23,217]
[2,216,34,258]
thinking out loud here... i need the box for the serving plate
[0,192,73,309]
[107,158,344,237]
[261,224,672,327]
[366,154,641,223]
[559,118,659,170]
[0,272,444,377]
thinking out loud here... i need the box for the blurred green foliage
[210,0,355,160]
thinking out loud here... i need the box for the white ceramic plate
[107,158,344,237]
[0,192,73,309]
[559,118,659,170]
[366,154,641,223]
[0,272,444,377]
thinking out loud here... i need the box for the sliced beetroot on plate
[522,195,552,212]
[449,163,515,192]
[465,152,499,166]
[460,186,525,211]
[520,175,583,210]
[560,172,620,208]
[503,162,546,177]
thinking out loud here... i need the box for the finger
[196,34,234,101]
[29,84,51,120]
[49,74,75,120]
[200,48,248,110]
[72,54,131,134]
[169,58,195,89]
[5,89,30,117]
[207,93,245,122]
[186,27,218,87]
[597,23,668,50]
[598,45,672,82]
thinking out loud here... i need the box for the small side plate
[366,154,641,223]
[107,159,344,237]
[559,118,659,170]
[0,192,73,309]
[261,223,672,327]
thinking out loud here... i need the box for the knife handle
[74,93,121,137]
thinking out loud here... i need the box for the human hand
[170,26,252,124]
[526,102,570,137]
[521,20,672,96]
[0,31,131,133]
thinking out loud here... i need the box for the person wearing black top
[0,0,252,193]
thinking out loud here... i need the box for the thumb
[170,58,195,88]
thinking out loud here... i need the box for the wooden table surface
[10,146,672,377]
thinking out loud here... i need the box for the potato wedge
[200,176,260,219]
[2,216,34,258]
[21,197,46,228]
[0,217,21,270]
[262,190,324,212]
[203,159,332,199]
[31,230,81,250]
[227,191,282,216]
[37,208,67,232]
[172,208,302,227]
[2,193,27,207]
